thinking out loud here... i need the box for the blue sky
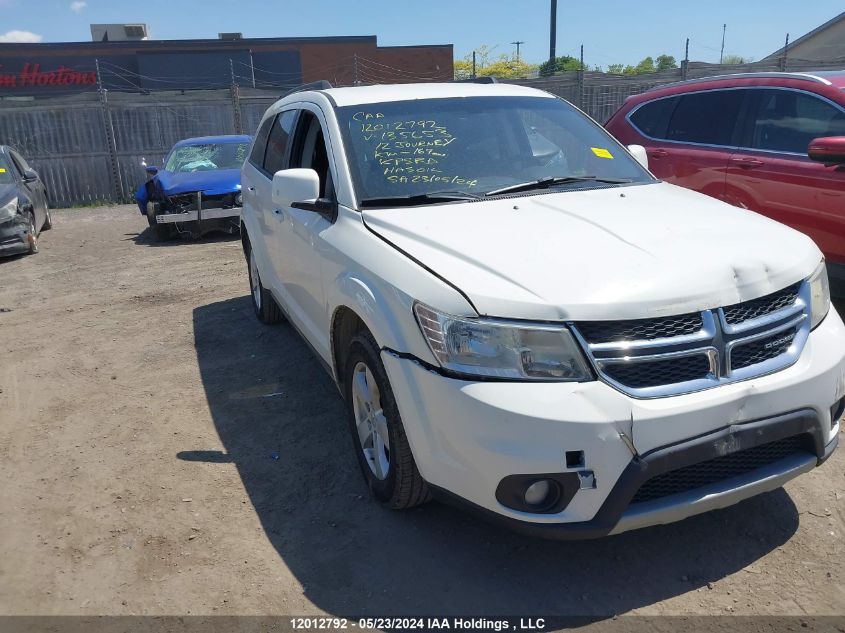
[0,0,842,67]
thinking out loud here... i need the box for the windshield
[0,152,15,185]
[164,142,249,173]
[336,96,653,205]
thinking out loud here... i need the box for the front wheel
[42,206,52,231]
[26,213,38,254]
[247,244,283,324]
[344,331,429,509]
[146,202,174,241]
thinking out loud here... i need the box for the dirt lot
[0,205,843,618]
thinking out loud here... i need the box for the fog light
[524,480,551,505]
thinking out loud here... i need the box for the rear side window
[629,96,678,139]
[666,90,745,146]
[248,117,273,167]
[750,89,845,154]
[263,110,297,175]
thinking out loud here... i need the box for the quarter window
[629,96,679,139]
[262,110,297,175]
[750,89,845,154]
[665,90,745,146]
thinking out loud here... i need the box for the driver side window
[290,111,333,199]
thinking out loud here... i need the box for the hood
[362,182,822,321]
[0,183,17,205]
[155,168,241,196]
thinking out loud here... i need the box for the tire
[26,212,38,254]
[344,330,430,509]
[41,206,52,231]
[146,202,174,241]
[246,242,283,324]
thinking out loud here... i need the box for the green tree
[606,63,624,74]
[722,54,751,65]
[538,55,583,76]
[655,54,678,70]
[454,45,538,80]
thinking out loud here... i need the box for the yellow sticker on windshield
[0,168,6,173]
[591,147,614,159]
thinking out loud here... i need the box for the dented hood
[362,182,823,321]
[155,168,241,197]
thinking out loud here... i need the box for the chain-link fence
[1,57,842,206]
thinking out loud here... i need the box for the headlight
[0,197,17,222]
[808,261,830,329]
[413,302,592,381]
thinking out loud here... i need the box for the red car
[605,71,845,292]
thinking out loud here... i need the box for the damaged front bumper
[0,215,32,256]
[381,308,845,539]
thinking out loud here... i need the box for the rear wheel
[247,244,283,324]
[344,330,429,509]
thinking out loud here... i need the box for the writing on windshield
[351,111,478,188]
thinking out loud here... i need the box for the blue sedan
[135,134,251,240]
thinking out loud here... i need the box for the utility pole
[549,0,557,67]
[780,33,790,71]
[511,40,525,62]
[682,37,689,80]
[95,58,124,202]
[719,24,726,64]
[249,50,256,88]
[229,58,242,134]
[472,51,477,79]
[353,53,360,85]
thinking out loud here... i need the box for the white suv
[240,81,844,538]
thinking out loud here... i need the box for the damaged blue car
[135,135,250,240]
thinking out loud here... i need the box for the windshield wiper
[484,176,631,197]
[360,190,481,208]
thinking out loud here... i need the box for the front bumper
[0,216,31,256]
[153,207,241,224]
[382,308,845,538]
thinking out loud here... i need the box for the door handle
[730,157,764,168]
[648,149,669,158]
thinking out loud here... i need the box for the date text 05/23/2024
[290,617,548,631]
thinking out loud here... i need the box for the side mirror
[627,144,649,170]
[23,168,39,182]
[145,165,159,177]
[808,136,845,165]
[272,168,320,208]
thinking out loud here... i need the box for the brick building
[0,33,454,96]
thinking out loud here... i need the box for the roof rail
[456,76,498,84]
[653,71,834,92]
[280,80,333,98]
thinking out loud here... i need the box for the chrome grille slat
[571,282,811,398]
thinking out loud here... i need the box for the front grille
[603,354,710,389]
[573,281,807,397]
[631,435,809,504]
[730,328,798,370]
[722,283,801,324]
[577,313,703,343]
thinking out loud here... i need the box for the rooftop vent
[90,23,149,42]
[219,32,243,40]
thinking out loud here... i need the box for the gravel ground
[0,205,843,618]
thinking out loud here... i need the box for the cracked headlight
[808,261,830,330]
[413,302,592,381]
[0,197,17,222]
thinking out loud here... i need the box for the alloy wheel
[351,361,390,480]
